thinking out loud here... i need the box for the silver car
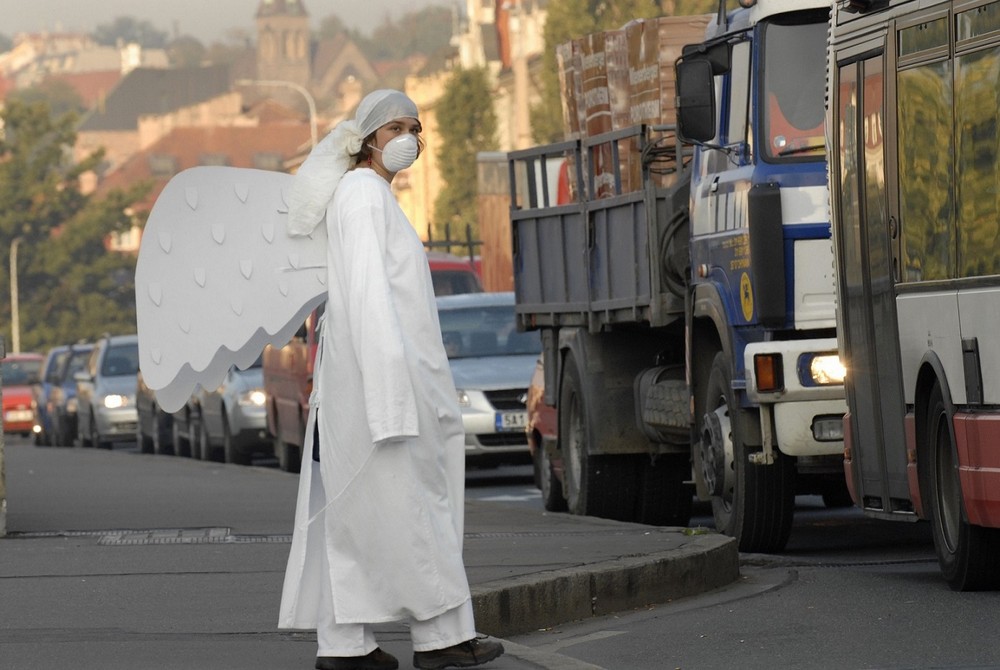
[75,334,139,449]
[437,292,542,467]
[192,356,268,465]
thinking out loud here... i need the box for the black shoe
[412,636,505,669]
[316,647,399,670]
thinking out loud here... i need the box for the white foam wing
[135,166,327,412]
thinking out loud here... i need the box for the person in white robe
[277,90,505,670]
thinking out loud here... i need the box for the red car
[3,352,45,437]
[526,354,565,511]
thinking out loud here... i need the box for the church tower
[256,0,311,89]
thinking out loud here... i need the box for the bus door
[836,53,910,514]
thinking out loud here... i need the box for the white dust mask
[370,134,419,173]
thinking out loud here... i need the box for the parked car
[75,334,139,449]
[437,291,541,467]
[136,369,178,456]
[192,356,268,465]
[263,306,322,473]
[426,251,483,295]
[262,253,483,473]
[48,343,95,447]
[2,352,44,437]
[526,354,565,511]
[34,345,71,445]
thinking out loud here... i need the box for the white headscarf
[286,89,420,236]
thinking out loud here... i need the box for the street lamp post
[236,79,317,148]
[9,237,22,354]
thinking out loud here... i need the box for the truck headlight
[800,353,846,386]
[457,390,471,408]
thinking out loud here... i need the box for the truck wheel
[637,454,693,526]
[701,352,793,552]
[925,383,1000,590]
[559,353,637,521]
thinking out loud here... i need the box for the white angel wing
[135,166,327,412]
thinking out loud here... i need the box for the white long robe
[278,168,471,627]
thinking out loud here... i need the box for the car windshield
[432,270,483,296]
[2,358,43,385]
[65,350,92,379]
[45,351,70,383]
[101,343,139,377]
[438,305,541,359]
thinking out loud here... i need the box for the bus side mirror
[676,58,717,143]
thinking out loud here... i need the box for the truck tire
[637,454,693,526]
[701,351,793,552]
[924,383,1000,590]
[560,352,638,521]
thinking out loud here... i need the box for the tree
[433,67,499,241]
[7,80,86,120]
[93,16,168,48]
[167,36,207,67]
[531,0,718,143]
[0,100,149,351]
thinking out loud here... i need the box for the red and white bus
[829,0,1000,590]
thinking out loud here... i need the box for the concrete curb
[471,533,739,636]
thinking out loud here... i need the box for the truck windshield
[761,14,827,162]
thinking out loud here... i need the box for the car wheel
[92,413,111,450]
[200,416,222,462]
[172,415,192,458]
[138,414,154,454]
[152,410,173,456]
[222,412,250,466]
[538,438,567,512]
[273,413,301,473]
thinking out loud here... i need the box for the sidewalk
[0,442,738,670]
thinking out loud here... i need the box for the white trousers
[310,428,476,657]
[316,537,476,656]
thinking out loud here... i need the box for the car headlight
[239,390,267,407]
[802,353,846,386]
[103,394,128,409]
[457,390,471,408]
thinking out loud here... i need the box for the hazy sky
[3,0,449,44]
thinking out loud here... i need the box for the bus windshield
[761,15,827,162]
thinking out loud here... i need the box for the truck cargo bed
[510,126,690,332]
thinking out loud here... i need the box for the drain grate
[98,528,292,546]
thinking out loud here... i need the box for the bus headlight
[801,353,846,386]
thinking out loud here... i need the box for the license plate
[496,411,528,432]
[5,410,34,422]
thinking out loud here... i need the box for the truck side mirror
[676,58,716,143]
